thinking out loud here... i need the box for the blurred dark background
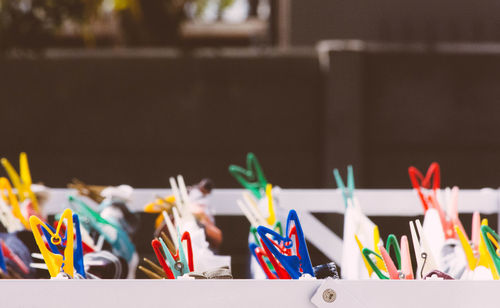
[2,0,500,189]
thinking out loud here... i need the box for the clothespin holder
[333,165,355,208]
[408,162,440,212]
[1,152,40,213]
[68,196,135,262]
[257,209,314,279]
[229,152,268,199]
[29,208,74,277]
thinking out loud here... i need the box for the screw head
[322,288,336,303]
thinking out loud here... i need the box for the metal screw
[322,288,336,303]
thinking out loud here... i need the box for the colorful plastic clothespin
[29,209,74,277]
[229,153,268,199]
[0,177,29,230]
[400,235,414,279]
[152,239,175,279]
[408,162,440,212]
[158,230,193,278]
[378,244,400,279]
[41,214,86,278]
[68,196,135,262]
[257,209,314,279]
[265,184,277,225]
[249,243,278,279]
[1,153,40,213]
[455,225,477,271]
[386,234,401,270]
[333,165,354,208]
[361,248,389,280]
[0,241,6,273]
[481,225,500,280]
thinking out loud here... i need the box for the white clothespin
[169,176,195,222]
[237,199,259,227]
[410,219,438,279]
[163,211,179,250]
[242,191,267,225]
[0,199,23,233]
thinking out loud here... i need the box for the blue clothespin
[68,196,135,262]
[333,165,355,208]
[41,213,86,277]
[257,209,314,279]
[73,214,85,278]
[0,242,6,273]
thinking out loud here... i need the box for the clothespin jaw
[480,225,500,279]
[408,162,440,212]
[29,208,74,277]
[1,153,40,213]
[257,210,314,279]
[229,152,268,199]
[333,165,355,208]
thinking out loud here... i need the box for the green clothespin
[481,225,500,276]
[229,153,267,199]
[362,248,389,280]
[273,221,283,236]
[68,196,135,262]
[333,165,355,208]
[386,234,401,270]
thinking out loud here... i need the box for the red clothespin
[152,239,175,279]
[0,240,29,274]
[180,231,194,272]
[250,244,278,279]
[259,238,291,279]
[408,162,440,212]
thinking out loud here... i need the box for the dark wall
[323,42,500,188]
[0,49,322,189]
[291,0,500,46]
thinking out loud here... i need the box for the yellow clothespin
[478,218,499,279]
[144,195,175,229]
[0,177,29,229]
[265,184,276,225]
[1,153,40,213]
[29,209,74,278]
[455,225,477,271]
[355,234,373,277]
